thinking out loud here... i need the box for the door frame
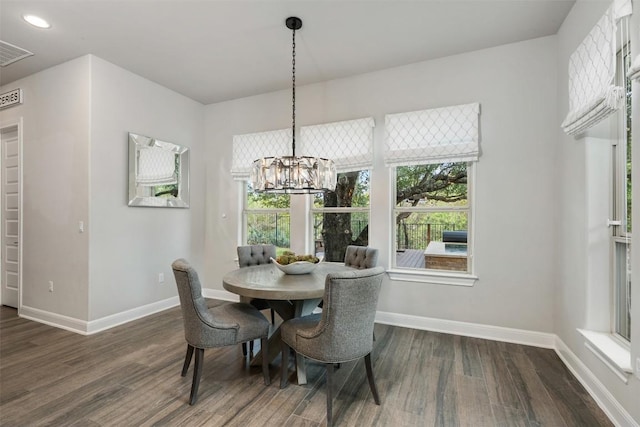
[0,117,23,311]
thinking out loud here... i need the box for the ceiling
[0,1,575,105]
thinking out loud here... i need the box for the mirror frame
[128,132,190,208]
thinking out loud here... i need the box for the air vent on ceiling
[0,40,33,67]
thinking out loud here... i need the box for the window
[300,117,375,262]
[243,184,290,250]
[393,163,470,272]
[232,128,292,250]
[611,45,632,343]
[385,103,480,279]
[311,170,370,262]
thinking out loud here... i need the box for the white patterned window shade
[231,128,292,180]
[562,0,632,136]
[137,146,177,186]
[384,103,480,167]
[299,117,375,172]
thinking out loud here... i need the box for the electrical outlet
[48,281,53,292]
[158,273,164,283]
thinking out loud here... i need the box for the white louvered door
[1,123,20,308]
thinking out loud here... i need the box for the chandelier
[250,17,337,194]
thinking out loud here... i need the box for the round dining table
[222,262,353,384]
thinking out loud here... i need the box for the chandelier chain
[291,26,296,156]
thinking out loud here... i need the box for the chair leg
[270,309,275,324]
[189,347,204,405]
[261,337,270,385]
[280,340,290,389]
[250,340,254,356]
[326,363,335,427]
[364,353,380,405]
[181,344,194,377]
[242,342,247,357]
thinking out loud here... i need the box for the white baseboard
[86,296,180,334]
[375,310,556,348]
[20,305,89,335]
[554,337,639,427]
[20,296,180,335]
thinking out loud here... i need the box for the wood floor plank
[502,350,568,426]
[0,305,615,427]
[522,346,614,427]
[454,335,484,378]
[491,404,532,427]
[477,339,525,412]
[456,374,494,426]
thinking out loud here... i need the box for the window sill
[577,329,632,383]
[386,269,477,286]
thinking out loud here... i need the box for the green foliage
[247,184,291,209]
[396,163,467,207]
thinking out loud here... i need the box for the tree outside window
[312,170,370,262]
[393,162,470,272]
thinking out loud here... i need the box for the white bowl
[271,257,319,275]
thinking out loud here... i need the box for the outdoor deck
[396,249,425,269]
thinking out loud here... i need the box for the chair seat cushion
[210,303,270,344]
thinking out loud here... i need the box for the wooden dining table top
[222,262,353,301]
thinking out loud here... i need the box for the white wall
[556,1,640,423]
[0,54,205,327]
[0,57,91,320]
[88,56,205,320]
[204,35,559,333]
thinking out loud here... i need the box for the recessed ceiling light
[23,14,51,29]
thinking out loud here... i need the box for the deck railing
[396,221,456,250]
[247,212,456,252]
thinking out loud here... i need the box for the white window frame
[309,170,371,261]
[387,163,477,287]
[240,182,291,248]
[610,44,632,345]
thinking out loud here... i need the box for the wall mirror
[128,132,190,208]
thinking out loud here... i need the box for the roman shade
[561,0,633,136]
[384,102,480,167]
[299,117,375,172]
[231,128,291,180]
[137,146,177,186]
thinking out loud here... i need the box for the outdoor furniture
[425,231,468,271]
[442,230,467,243]
[172,259,270,405]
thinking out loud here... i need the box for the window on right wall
[385,103,480,277]
[611,45,632,343]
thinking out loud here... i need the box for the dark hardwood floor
[0,303,612,426]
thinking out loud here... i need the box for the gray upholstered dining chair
[344,245,379,269]
[237,244,276,357]
[171,258,270,405]
[316,245,379,312]
[280,266,385,427]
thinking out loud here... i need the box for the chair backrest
[344,245,378,269]
[310,266,385,362]
[237,245,276,268]
[171,259,237,347]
